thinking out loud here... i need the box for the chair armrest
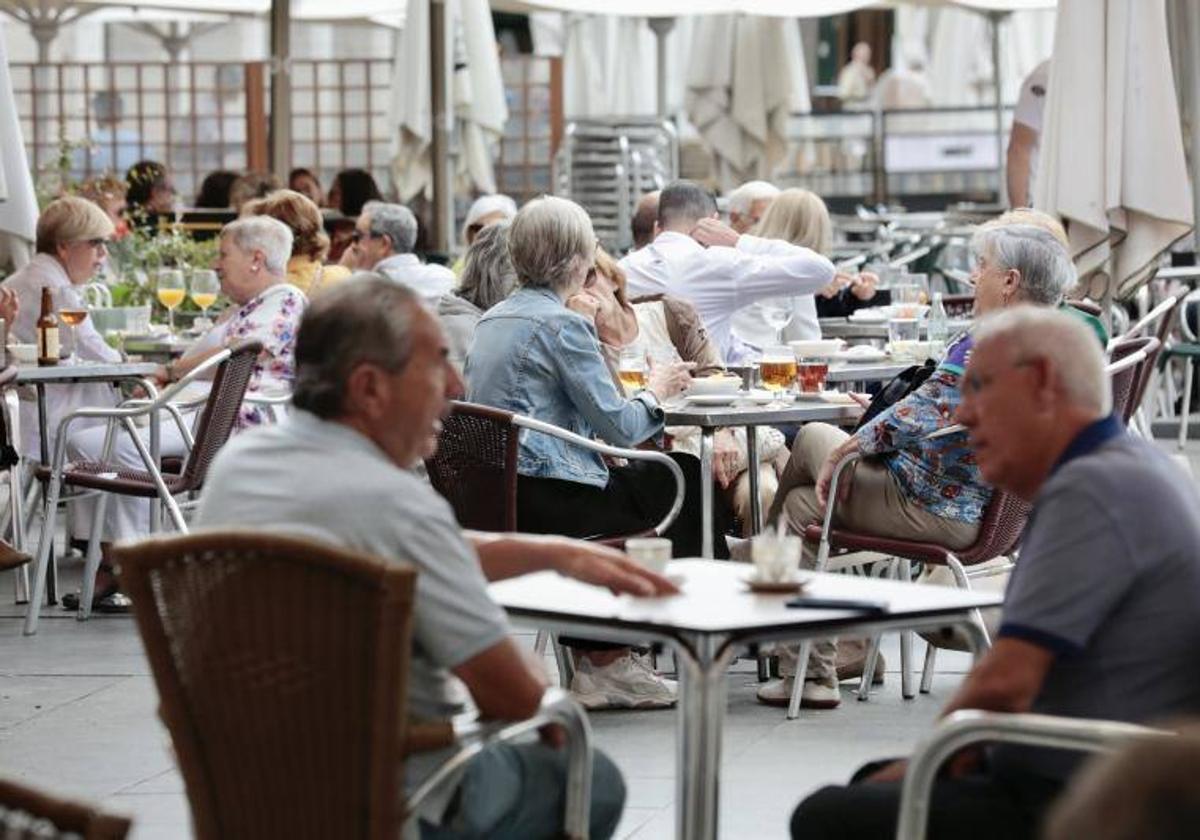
[809,451,863,569]
[895,710,1171,840]
[405,687,593,838]
[514,414,685,537]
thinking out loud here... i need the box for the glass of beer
[618,348,648,394]
[56,290,88,360]
[190,269,220,329]
[797,357,829,394]
[759,346,798,397]
[156,269,186,337]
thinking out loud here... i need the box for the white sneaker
[755,676,842,709]
[570,654,678,710]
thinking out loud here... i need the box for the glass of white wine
[189,269,220,331]
[156,269,186,338]
[56,288,88,360]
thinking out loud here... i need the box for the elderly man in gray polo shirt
[343,201,456,302]
[197,275,676,839]
[789,306,1200,840]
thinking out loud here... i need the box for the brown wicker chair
[426,400,684,545]
[116,532,594,840]
[1107,336,1161,424]
[0,776,131,839]
[782,449,1031,719]
[23,341,262,634]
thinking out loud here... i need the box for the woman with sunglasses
[0,196,121,457]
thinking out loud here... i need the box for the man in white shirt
[726,180,780,234]
[344,201,456,302]
[619,180,836,363]
[1007,59,1050,208]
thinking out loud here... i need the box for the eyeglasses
[350,230,380,244]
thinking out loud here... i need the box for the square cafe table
[663,400,862,557]
[491,559,1001,840]
[14,361,160,604]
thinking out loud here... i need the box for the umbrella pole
[991,11,1005,205]
[1188,0,1200,253]
[649,17,676,120]
[430,0,454,253]
[269,0,292,180]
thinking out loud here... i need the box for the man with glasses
[342,201,455,303]
[789,306,1200,839]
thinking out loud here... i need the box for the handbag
[853,358,937,431]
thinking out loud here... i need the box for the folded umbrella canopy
[1034,0,1193,298]
[0,37,38,269]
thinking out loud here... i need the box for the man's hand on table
[551,537,680,597]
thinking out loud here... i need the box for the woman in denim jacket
[466,196,725,709]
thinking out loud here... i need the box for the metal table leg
[699,427,714,558]
[674,633,734,840]
[34,383,56,604]
[746,425,761,534]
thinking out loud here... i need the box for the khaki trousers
[766,423,979,683]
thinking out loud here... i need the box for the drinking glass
[617,347,648,394]
[190,269,220,330]
[759,346,797,398]
[796,357,829,394]
[156,269,186,337]
[759,297,795,344]
[888,317,921,360]
[56,289,88,359]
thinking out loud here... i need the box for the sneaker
[756,677,842,709]
[570,654,678,710]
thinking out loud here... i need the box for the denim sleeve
[549,315,664,447]
[855,369,963,456]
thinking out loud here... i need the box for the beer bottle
[37,287,60,367]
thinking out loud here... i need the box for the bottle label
[39,326,59,360]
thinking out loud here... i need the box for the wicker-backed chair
[116,532,594,840]
[23,341,262,634]
[783,449,1031,719]
[1107,336,1161,424]
[0,776,131,839]
[426,400,685,544]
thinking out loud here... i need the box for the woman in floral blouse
[61,216,306,612]
[756,221,1077,711]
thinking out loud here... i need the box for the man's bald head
[632,191,660,250]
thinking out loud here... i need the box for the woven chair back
[425,400,519,531]
[958,488,1031,566]
[0,777,131,839]
[116,533,416,840]
[178,341,262,490]
[1109,336,1160,423]
[1129,298,1179,418]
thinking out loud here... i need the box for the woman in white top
[1,197,123,457]
[63,216,306,611]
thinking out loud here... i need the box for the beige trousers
[766,423,979,683]
[729,463,780,537]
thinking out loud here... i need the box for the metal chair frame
[895,710,1171,840]
[23,345,257,634]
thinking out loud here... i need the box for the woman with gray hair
[436,221,516,370]
[466,195,703,710]
[60,215,307,613]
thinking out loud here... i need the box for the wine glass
[189,269,220,331]
[156,269,186,338]
[56,288,89,360]
[760,297,796,344]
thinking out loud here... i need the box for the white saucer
[742,574,807,594]
[684,393,739,406]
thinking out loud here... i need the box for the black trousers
[790,759,1062,840]
[517,452,733,650]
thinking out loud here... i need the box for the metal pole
[991,11,1005,204]
[648,17,676,120]
[1187,0,1200,252]
[430,0,453,253]
[269,0,291,181]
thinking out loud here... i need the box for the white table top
[490,559,1001,638]
[14,361,159,384]
[663,401,860,428]
[825,361,911,383]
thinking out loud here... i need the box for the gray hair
[970,223,1075,306]
[363,201,418,255]
[291,273,420,418]
[658,180,718,230]
[221,216,293,276]
[508,195,596,295]
[459,221,517,311]
[727,180,780,216]
[973,305,1111,417]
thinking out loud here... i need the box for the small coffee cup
[750,535,802,583]
[625,537,672,574]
